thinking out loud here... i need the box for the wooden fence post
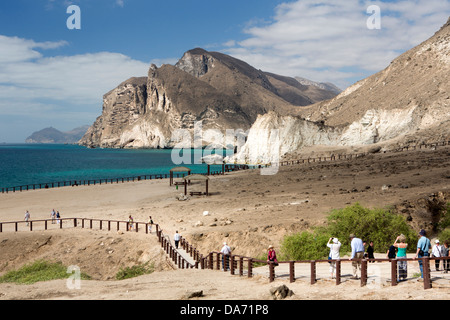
[423,256,432,289]
[336,260,341,285]
[248,258,253,278]
[289,261,295,283]
[269,262,275,282]
[360,259,367,287]
[310,261,316,284]
[391,259,398,286]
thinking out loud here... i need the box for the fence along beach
[0,142,449,299]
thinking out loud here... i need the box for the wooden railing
[1,217,448,290]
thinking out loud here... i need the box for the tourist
[386,244,396,259]
[349,234,365,279]
[327,237,341,279]
[128,215,133,231]
[393,234,408,281]
[367,241,375,262]
[414,229,431,280]
[267,245,278,266]
[431,239,442,271]
[24,210,30,226]
[51,209,56,224]
[148,216,153,233]
[174,230,181,249]
[220,242,232,271]
[443,240,449,273]
[56,211,61,224]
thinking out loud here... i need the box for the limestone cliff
[80,49,340,149]
[231,18,450,164]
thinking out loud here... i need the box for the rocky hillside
[26,126,89,144]
[79,49,339,149]
[230,18,450,164]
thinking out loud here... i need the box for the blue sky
[0,0,449,142]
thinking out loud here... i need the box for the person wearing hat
[349,234,365,279]
[267,245,278,266]
[414,229,431,279]
[327,237,341,279]
[220,242,232,271]
[431,239,442,271]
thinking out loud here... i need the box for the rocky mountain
[79,48,340,149]
[26,126,89,144]
[230,18,450,164]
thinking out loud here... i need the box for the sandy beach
[0,146,449,301]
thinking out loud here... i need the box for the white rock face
[228,112,341,164]
[339,106,417,145]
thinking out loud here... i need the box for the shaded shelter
[169,166,192,186]
[182,174,210,196]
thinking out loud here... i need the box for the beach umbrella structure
[182,174,210,196]
[169,166,192,186]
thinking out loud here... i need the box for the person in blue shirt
[414,229,431,280]
[349,234,365,279]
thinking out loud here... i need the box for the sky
[0,0,449,142]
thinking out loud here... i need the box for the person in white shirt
[174,231,181,249]
[220,242,232,271]
[431,240,442,271]
[24,210,30,226]
[327,237,341,279]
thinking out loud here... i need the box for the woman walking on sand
[394,234,408,281]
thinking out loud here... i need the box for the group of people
[253,229,449,282]
[333,230,450,281]
[23,209,61,226]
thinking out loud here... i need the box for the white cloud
[224,0,450,88]
[0,35,149,141]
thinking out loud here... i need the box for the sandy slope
[0,146,449,300]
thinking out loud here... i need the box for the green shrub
[280,203,417,261]
[115,262,154,280]
[280,231,330,261]
[0,260,90,285]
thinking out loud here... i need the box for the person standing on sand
[56,211,61,224]
[431,240,442,271]
[367,241,375,262]
[51,209,56,224]
[442,240,449,273]
[148,216,153,233]
[128,215,134,231]
[414,229,431,280]
[327,237,341,279]
[393,235,408,281]
[24,210,30,226]
[349,234,364,279]
[221,242,231,271]
[267,245,278,266]
[174,231,181,249]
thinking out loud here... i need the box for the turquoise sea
[0,144,227,190]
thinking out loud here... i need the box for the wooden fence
[0,218,448,290]
[2,140,448,194]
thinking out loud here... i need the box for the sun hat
[419,229,426,236]
[268,245,274,249]
[349,234,355,238]
[435,239,440,243]
[333,238,339,244]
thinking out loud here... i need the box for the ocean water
[0,144,227,189]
